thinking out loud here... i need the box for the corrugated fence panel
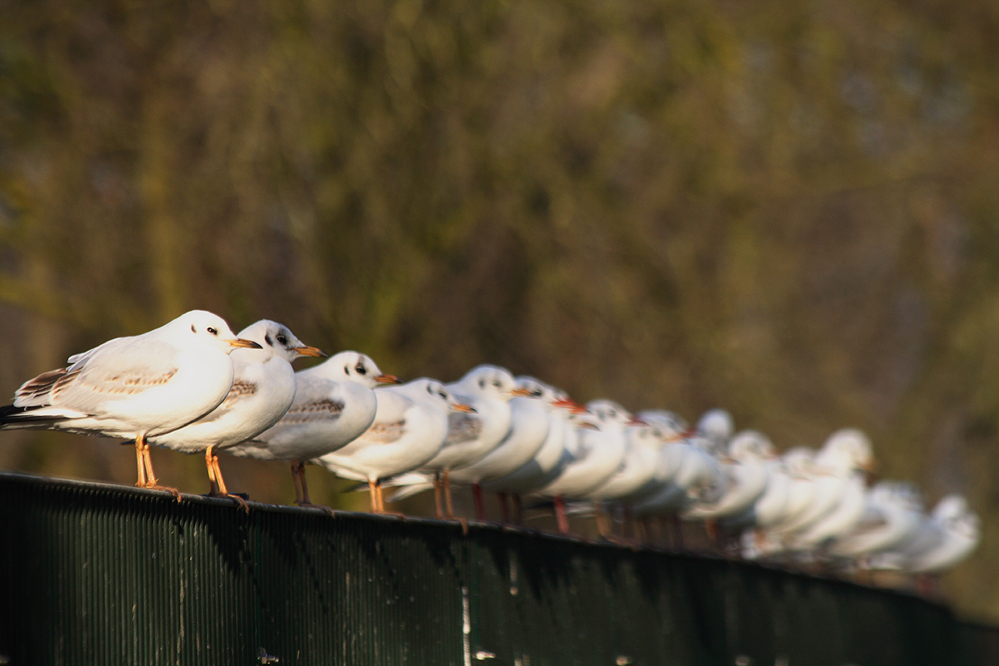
[0,472,993,666]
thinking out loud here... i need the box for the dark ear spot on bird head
[191,324,196,333]
[265,334,274,347]
[479,379,486,389]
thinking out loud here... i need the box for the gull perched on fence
[316,378,473,513]
[241,351,400,509]
[0,310,259,496]
[147,320,325,510]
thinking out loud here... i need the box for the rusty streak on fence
[0,472,995,666]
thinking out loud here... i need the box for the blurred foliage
[2,0,999,620]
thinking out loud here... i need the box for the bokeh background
[2,0,998,621]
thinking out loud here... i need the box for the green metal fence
[0,472,990,666]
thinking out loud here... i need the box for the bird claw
[445,514,469,535]
[142,482,182,502]
[373,510,408,520]
[207,490,250,513]
[296,502,335,517]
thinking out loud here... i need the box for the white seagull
[537,399,631,533]
[390,365,529,519]
[146,320,325,508]
[315,378,473,513]
[235,351,400,508]
[630,418,726,517]
[751,430,875,558]
[446,376,553,514]
[584,417,676,538]
[682,430,773,539]
[480,390,584,523]
[0,310,259,494]
[827,481,926,562]
[868,494,980,577]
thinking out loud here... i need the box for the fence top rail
[0,469,970,616]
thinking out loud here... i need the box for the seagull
[599,409,689,540]
[585,418,672,538]
[480,390,583,523]
[905,495,980,575]
[683,430,772,520]
[750,429,875,558]
[537,399,631,533]
[721,449,796,534]
[0,310,260,495]
[827,481,925,561]
[390,365,529,519]
[316,378,473,513]
[695,408,735,454]
[630,417,726,516]
[234,351,400,509]
[146,320,326,509]
[446,376,552,515]
[868,495,981,576]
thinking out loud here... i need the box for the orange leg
[442,469,467,533]
[367,478,379,513]
[134,436,147,487]
[433,473,443,519]
[291,461,333,516]
[443,468,455,518]
[554,495,569,534]
[289,462,305,505]
[374,482,405,518]
[472,483,485,521]
[205,446,219,494]
[204,445,247,512]
[594,501,611,539]
[136,436,180,501]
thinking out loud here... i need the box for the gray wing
[273,377,345,426]
[360,420,406,443]
[445,411,483,446]
[278,397,345,425]
[14,338,181,414]
[190,380,259,425]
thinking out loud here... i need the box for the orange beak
[510,387,534,397]
[453,403,477,413]
[294,345,328,358]
[229,338,262,350]
[376,374,403,384]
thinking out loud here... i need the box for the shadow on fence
[0,472,993,666]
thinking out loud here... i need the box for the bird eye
[191,324,196,333]
[276,334,288,346]
[492,380,501,388]
[355,364,367,375]
[207,327,218,336]
[532,389,542,397]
